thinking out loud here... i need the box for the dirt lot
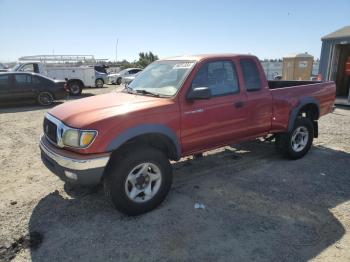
[0,85,350,262]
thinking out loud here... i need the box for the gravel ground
[0,85,349,262]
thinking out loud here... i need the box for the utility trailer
[13,55,108,95]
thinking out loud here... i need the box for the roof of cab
[161,53,255,62]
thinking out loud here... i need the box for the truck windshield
[128,60,195,97]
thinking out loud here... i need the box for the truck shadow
[27,142,350,262]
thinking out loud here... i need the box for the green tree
[137,51,159,68]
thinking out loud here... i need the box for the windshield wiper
[124,86,134,94]
[124,87,169,98]
[135,89,161,97]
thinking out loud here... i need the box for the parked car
[108,68,142,85]
[123,71,141,86]
[273,74,282,80]
[40,54,336,215]
[0,72,67,106]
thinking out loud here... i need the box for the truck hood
[49,91,169,128]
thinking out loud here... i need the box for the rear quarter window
[240,59,262,91]
[33,76,41,84]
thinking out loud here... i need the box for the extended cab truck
[39,54,336,215]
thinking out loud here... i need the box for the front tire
[116,77,122,85]
[104,147,173,216]
[95,78,104,88]
[275,118,314,160]
[37,92,54,106]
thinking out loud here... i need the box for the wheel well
[297,103,319,138]
[67,79,84,87]
[298,103,319,120]
[96,78,104,84]
[109,133,179,161]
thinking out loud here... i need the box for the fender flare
[288,97,320,132]
[106,124,181,159]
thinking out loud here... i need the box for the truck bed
[269,81,336,133]
[268,80,321,89]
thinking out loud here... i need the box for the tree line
[104,51,159,69]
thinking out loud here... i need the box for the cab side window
[192,60,239,96]
[240,59,262,91]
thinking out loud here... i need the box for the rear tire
[37,92,54,106]
[104,147,173,216]
[275,118,314,160]
[68,81,83,96]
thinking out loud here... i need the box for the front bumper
[40,136,110,185]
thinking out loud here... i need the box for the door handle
[234,101,245,108]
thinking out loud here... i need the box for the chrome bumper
[40,136,110,171]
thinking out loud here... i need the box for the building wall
[319,37,350,81]
[319,41,332,80]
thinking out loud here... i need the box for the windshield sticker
[173,63,194,69]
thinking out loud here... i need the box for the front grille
[43,117,57,143]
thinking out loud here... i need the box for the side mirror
[187,87,212,100]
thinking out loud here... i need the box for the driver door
[180,59,248,154]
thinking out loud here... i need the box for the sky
[0,0,349,62]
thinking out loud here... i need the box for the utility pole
[116,38,119,65]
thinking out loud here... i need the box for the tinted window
[0,75,9,87]
[94,66,107,74]
[192,60,239,96]
[240,59,262,91]
[15,74,32,84]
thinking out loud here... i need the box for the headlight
[62,129,97,148]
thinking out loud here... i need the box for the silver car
[108,68,142,85]
[123,71,142,86]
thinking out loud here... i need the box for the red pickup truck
[40,54,336,215]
